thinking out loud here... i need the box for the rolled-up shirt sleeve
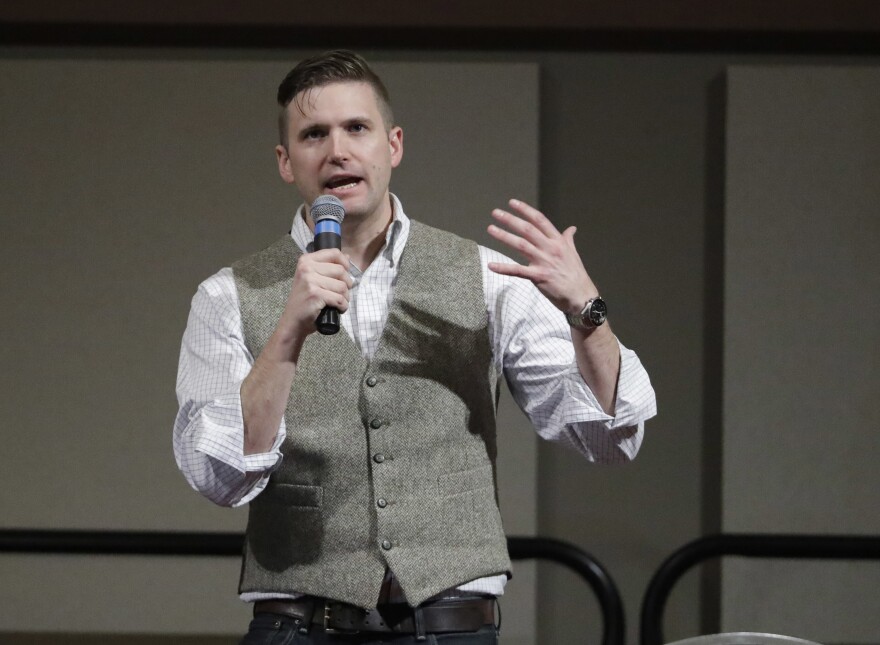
[173,268,286,507]
[481,247,657,463]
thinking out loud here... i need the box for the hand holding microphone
[310,195,346,335]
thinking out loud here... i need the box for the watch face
[588,298,607,326]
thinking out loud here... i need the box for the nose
[328,129,349,163]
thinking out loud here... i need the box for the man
[174,50,656,644]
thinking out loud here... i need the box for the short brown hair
[277,50,394,145]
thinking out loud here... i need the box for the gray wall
[723,66,880,643]
[0,56,539,642]
[1,46,878,644]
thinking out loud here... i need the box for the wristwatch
[565,296,607,329]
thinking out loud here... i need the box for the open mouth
[324,176,362,192]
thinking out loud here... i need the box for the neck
[306,194,394,270]
[341,212,392,270]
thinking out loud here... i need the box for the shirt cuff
[559,340,657,430]
[192,391,286,475]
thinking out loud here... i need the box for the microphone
[310,195,346,335]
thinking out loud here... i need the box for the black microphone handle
[314,231,342,335]
[316,307,340,335]
[313,231,340,252]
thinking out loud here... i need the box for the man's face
[276,81,403,225]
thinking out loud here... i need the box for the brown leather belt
[254,596,495,635]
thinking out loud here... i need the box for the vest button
[381,540,392,551]
[373,453,385,463]
[366,376,378,387]
[370,418,383,429]
[377,498,388,508]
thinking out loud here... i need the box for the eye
[348,123,367,133]
[302,128,325,141]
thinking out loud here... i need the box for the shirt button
[373,453,385,464]
[366,376,378,387]
[377,498,388,508]
[381,540,392,551]
[370,419,383,429]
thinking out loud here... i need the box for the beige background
[722,66,880,643]
[1,46,879,645]
[0,58,539,642]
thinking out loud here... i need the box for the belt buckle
[323,601,359,635]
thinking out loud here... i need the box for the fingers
[489,199,565,263]
[298,250,352,287]
[310,273,351,308]
[487,220,541,260]
[293,278,349,315]
[305,249,353,285]
[282,251,354,336]
[562,226,578,250]
[487,260,541,280]
[501,199,561,240]
[487,200,595,314]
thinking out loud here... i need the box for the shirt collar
[289,193,410,268]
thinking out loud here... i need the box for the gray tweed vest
[232,220,511,608]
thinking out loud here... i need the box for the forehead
[290,81,383,124]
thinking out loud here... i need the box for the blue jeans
[240,612,500,644]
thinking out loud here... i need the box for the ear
[276,145,296,184]
[388,126,404,169]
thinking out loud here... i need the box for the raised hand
[487,199,598,315]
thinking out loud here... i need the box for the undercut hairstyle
[276,50,394,146]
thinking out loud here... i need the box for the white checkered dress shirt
[174,195,656,600]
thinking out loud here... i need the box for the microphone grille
[311,195,345,224]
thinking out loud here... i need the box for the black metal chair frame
[639,533,880,645]
[0,529,625,645]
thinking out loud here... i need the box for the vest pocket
[261,482,323,508]
[438,465,502,540]
[248,483,324,568]
[438,464,494,498]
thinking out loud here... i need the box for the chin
[341,198,378,220]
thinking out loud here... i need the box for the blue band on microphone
[315,219,341,236]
